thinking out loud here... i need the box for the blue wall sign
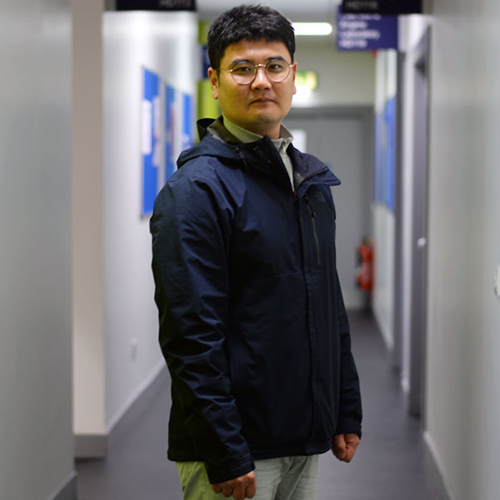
[182,93,194,152]
[337,7,398,51]
[374,96,396,210]
[165,84,177,182]
[142,68,161,217]
[141,70,195,216]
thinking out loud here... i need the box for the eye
[267,62,287,73]
[232,64,254,74]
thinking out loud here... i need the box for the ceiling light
[292,22,334,36]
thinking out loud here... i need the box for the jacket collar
[182,118,341,194]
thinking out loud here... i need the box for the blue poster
[182,93,194,152]
[374,97,396,210]
[142,68,161,216]
[337,7,398,51]
[165,84,176,182]
[384,97,396,210]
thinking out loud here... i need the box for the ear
[292,62,298,95]
[207,67,219,100]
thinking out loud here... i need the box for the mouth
[249,98,276,105]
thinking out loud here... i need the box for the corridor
[76,312,449,500]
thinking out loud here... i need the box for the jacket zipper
[304,197,321,265]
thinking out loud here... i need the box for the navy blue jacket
[150,118,362,484]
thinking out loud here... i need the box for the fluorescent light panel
[292,22,333,36]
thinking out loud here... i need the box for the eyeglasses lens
[231,61,290,85]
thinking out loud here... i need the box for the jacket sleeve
[150,169,255,484]
[334,270,363,438]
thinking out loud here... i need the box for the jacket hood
[177,118,240,167]
[177,117,341,192]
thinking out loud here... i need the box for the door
[392,52,405,373]
[409,29,430,417]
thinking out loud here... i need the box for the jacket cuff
[206,457,255,485]
[335,417,362,439]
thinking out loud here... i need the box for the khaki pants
[176,455,319,500]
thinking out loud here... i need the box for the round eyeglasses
[219,60,294,85]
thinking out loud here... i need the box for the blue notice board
[374,97,396,210]
[165,84,177,182]
[337,7,398,51]
[142,68,161,216]
[384,97,396,210]
[182,93,194,152]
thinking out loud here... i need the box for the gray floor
[76,312,450,500]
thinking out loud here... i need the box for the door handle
[417,237,427,248]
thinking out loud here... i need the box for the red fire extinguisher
[356,237,374,292]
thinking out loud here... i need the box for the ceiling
[196,0,343,23]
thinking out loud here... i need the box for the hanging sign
[342,0,422,15]
[337,7,398,51]
[116,0,196,10]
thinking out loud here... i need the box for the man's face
[208,39,297,139]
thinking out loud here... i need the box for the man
[151,5,362,500]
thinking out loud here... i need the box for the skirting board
[108,363,168,450]
[107,359,165,434]
[423,430,457,500]
[74,362,168,460]
[48,471,77,500]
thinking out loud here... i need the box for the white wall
[73,0,107,443]
[293,41,376,107]
[371,50,397,349]
[424,2,500,499]
[372,204,395,348]
[0,0,75,498]
[102,11,199,431]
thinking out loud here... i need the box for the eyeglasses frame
[218,61,295,86]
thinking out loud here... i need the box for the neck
[223,116,281,141]
[250,124,281,139]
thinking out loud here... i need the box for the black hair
[207,4,296,70]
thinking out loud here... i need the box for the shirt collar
[222,115,294,154]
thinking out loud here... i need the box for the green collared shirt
[223,116,295,190]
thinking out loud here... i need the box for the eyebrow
[229,56,288,65]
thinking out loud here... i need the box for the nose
[251,64,272,89]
